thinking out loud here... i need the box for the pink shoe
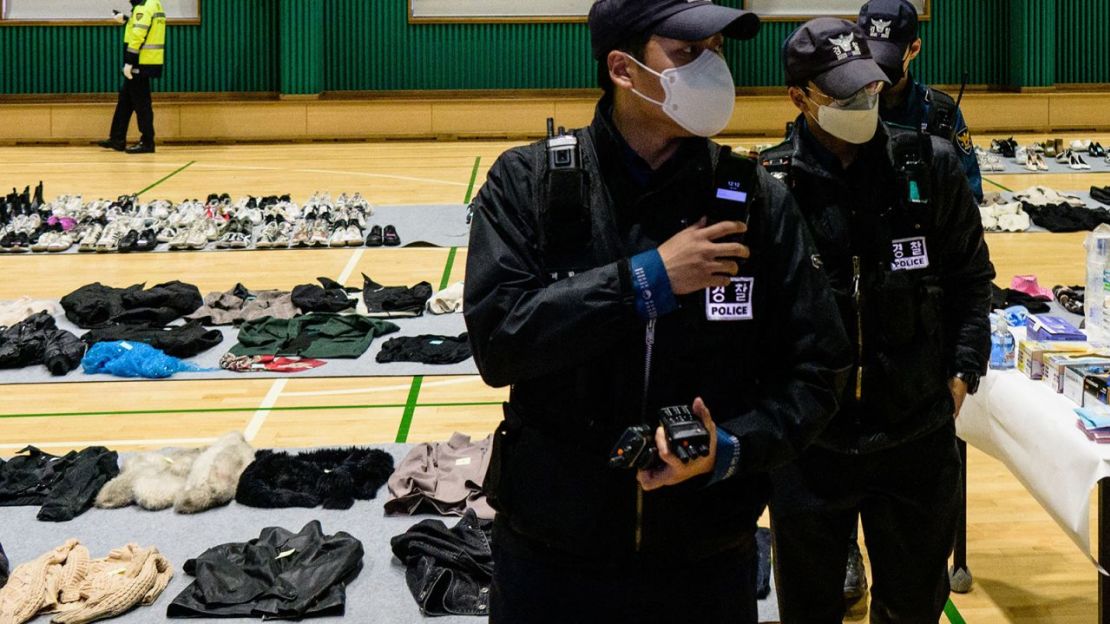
[1011,275,1053,300]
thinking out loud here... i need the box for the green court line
[440,247,458,290]
[464,156,482,203]
[395,376,423,443]
[0,401,503,421]
[983,176,1013,193]
[944,599,966,624]
[134,160,195,196]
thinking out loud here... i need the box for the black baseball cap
[782,17,890,99]
[858,0,920,73]
[589,0,761,61]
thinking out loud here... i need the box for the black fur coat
[235,447,394,510]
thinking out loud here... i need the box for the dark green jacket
[230,313,399,359]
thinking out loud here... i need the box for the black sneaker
[136,229,158,252]
[366,225,383,247]
[118,229,140,253]
[97,139,126,151]
[843,542,868,610]
[383,224,401,247]
[126,142,155,154]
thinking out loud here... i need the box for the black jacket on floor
[761,120,994,453]
[167,521,364,620]
[0,312,85,375]
[1022,202,1110,233]
[464,98,851,563]
[81,320,223,358]
[0,445,120,521]
[60,281,203,329]
[235,447,394,510]
[391,510,493,617]
[376,333,472,365]
[291,278,358,313]
[362,275,433,317]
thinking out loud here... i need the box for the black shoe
[136,229,158,252]
[126,142,155,154]
[118,229,140,253]
[1092,186,1110,207]
[9,232,29,253]
[98,139,126,151]
[383,224,401,247]
[366,225,383,247]
[843,542,868,608]
[1094,142,1108,158]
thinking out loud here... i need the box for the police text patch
[706,277,754,321]
[890,237,930,271]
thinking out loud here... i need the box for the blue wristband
[629,250,679,320]
[710,429,741,485]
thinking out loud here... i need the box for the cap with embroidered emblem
[782,17,890,100]
[858,0,921,74]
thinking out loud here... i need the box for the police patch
[706,277,754,321]
[890,237,930,271]
[135,12,143,20]
[956,128,973,155]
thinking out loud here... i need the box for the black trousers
[769,421,961,624]
[109,76,154,144]
[490,531,759,624]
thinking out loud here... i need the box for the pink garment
[1010,275,1053,300]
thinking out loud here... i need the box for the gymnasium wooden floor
[1,132,1107,623]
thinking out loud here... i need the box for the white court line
[0,437,217,451]
[243,378,288,442]
[337,248,365,285]
[189,163,468,187]
[281,376,483,398]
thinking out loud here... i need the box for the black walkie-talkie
[542,118,589,253]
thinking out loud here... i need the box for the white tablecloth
[958,358,1110,568]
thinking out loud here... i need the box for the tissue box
[1026,315,1086,342]
[1018,340,1090,379]
[1044,355,1110,393]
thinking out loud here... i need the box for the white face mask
[625,49,736,138]
[806,87,880,144]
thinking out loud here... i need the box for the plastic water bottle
[1085,225,1110,346]
[989,314,1016,370]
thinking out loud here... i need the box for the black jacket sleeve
[717,172,853,474]
[932,139,995,376]
[463,148,637,388]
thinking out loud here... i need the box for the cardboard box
[1017,340,1090,379]
[1083,375,1110,416]
[1027,315,1086,342]
[1065,367,1110,405]
[1044,354,1110,393]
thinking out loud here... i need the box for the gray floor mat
[1,204,470,256]
[0,310,476,385]
[0,444,780,623]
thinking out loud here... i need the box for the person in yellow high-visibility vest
[98,0,166,154]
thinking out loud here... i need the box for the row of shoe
[989,137,1110,170]
[0,188,406,253]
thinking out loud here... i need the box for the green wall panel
[0,0,278,94]
[280,0,324,95]
[1056,0,1110,84]
[0,0,1107,95]
[323,0,1012,92]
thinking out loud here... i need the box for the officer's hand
[658,218,749,295]
[638,398,718,492]
[122,64,134,80]
[949,377,968,418]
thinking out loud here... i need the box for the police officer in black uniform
[761,18,994,623]
[464,1,851,621]
[860,0,984,203]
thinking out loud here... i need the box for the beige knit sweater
[0,541,172,624]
